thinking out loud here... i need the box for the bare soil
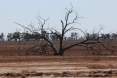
[0,41,117,77]
[0,56,116,77]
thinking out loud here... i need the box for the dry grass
[0,40,117,56]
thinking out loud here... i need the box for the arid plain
[0,41,117,78]
[0,56,117,78]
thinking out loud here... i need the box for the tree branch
[43,37,58,55]
[63,40,101,52]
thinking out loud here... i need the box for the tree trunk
[59,48,64,56]
[58,37,64,56]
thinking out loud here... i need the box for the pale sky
[0,0,117,34]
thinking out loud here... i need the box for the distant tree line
[0,32,117,42]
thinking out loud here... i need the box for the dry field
[0,56,116,78]
[0,41,117,77]
[0,40,117,56]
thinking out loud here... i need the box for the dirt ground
[0,56,116,77]
[0,41,117,77]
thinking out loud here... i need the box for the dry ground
[0,41,117,77]
[0,56,117,78]
[0,40,117,56]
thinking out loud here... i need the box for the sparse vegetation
[5,8,114,56]
[0,0,117,78]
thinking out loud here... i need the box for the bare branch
[67,15,78,26]
[61,20,64,30]
[37,16,49,30]
[63,40,101,52]
[14,22,33,32]
[43,37,58,54]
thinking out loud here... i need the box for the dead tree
[16,8,105,56]
[48,8,104,56]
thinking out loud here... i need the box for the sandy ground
[0,56,116,77]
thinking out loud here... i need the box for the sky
[0,0,117,34]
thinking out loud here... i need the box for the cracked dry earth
[0,56,117,78]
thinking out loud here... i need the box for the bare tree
[47,8,104,56]
[16,8,102,56]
